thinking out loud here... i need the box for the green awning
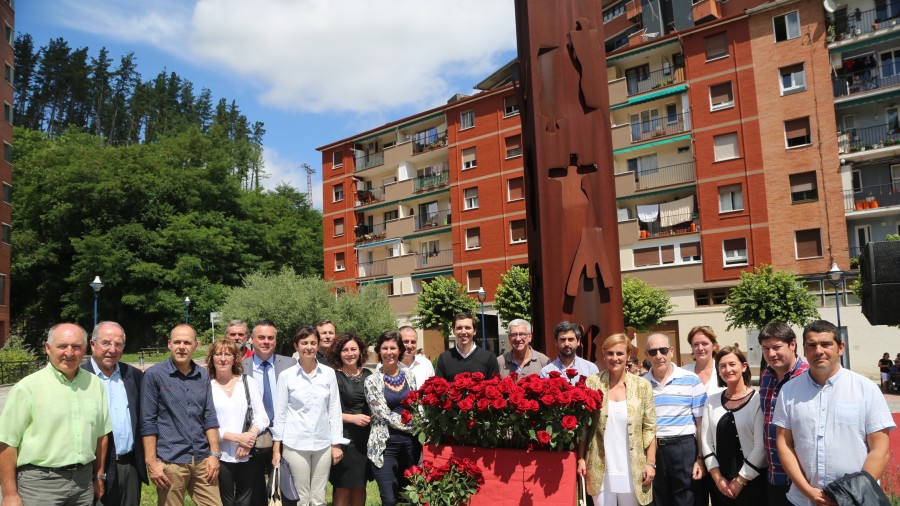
[403,228,451,241]
[358,188,450,212]
[608,38,679,62]
[611,84,688,111]
[616,184,696,201]
[411,269,454,280]
[613,134,691,155]
[834,89,900,109]
[355,238,400,250]
[830,31,900,55]
[359,277,393,286]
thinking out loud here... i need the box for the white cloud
[54,0,193,53]
[261,147,323,210]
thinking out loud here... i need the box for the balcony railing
[412,129,448,155]
[354,222,386,243]
[358,260,388,278]
[832,64,900,98]
[354,151,384,171]
[627,67,685,96]
[630,111,690,143]
[413,171,449,192]
[415,209,451,230]
[355,187,384,206]
[838,123,900,154]
[638,211,699,239]
[843,183,900,212]
[829,8,900,42]
[634,161,695,190]
[416,249,453,269]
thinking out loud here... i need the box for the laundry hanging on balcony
[637,204,660,223]
[659,196,695,227]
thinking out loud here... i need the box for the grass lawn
[120,347,207,365]
[139,480,382,505]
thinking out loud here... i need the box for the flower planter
[423,444,578,506]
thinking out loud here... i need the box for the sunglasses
[647,347,670,357]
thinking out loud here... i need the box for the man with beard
[539,321,598,383]
[497,319,549,378]
[435,312,499,381]
[225,320,253,359]
[399,326,434,388]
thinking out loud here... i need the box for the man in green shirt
[0,323,112,506]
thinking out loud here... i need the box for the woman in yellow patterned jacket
[578,333,658,506]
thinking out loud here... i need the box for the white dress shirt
[405,355,435,390]
[272,363,349,451]
[211,375,269,463]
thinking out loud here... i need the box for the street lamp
[826,262,850,369]
[477,287,487,350]
[183,296,191,324]
[89,276,104,329]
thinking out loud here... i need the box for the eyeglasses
[647,347,670,357]
[213,352,235,359]
[95,341,125,351]
[509,332,531,338]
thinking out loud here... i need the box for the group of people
[877,351,900,392]
[0,314,892,506]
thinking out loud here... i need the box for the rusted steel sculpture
[514,0,623,362]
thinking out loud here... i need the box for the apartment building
[0,0,13,343]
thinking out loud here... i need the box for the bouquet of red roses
[402,370,602,450]
[402,456,484,505]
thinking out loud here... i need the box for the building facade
[0,0,13,343]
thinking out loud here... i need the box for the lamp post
[826,262,850,369]
[90,276,104,329]
[477,287,487,350]
[183,296,191,324]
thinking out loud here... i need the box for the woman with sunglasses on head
[578,333,657,506]
[700,346,767,506]
[206,339,269,506]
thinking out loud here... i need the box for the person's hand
[576,458,586,477]
[272,451,281,469]
[93,476,105,499]
[715,477,734,498]
[350,414,371,427]
[205,455,220,484]
[641,464,655,487]
[331,445,344,465]
[806,488,838,506]
[236,432,256,448]
[692,459,706,480]
[235,445,250,459]
[1,493,23,506]
[147,459,171,489]
[726,478,744,498]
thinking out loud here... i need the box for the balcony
[638,211,699,240]
[354,222,386,244]
[838,123,900,155]
[626,0,641,20]
[629,111,691,143]
[843,183,900,212]
[413,171,450,192]
[358,260,387,278]
[832,65,900,99]
[412,129,448,155]
[415,209,451,231]
[354,151,384,172]
[829,8,900,43]
[416,249,453,270]
[625,67,686,97]
[635,162,695,190]
[355,187,384,206]
[692,0,721,24]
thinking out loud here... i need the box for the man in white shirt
[399,326,434,388]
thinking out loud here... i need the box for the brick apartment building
[319,0,898,377]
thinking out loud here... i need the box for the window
[383,210,398,222]
[334,252,345,271]
[460,110,475,130]
[665,103,678,125]
[633,247,660,267]
[4,25,10,46]
[677,146,691,154]
[790,172,818,203]
[333,218,344,237]
[505,135,522,158]
[466,227,481,250]
[387,243,401,258]
[2,142,10,164]
[3,64,10,85]
[603,2,626,22]
[713,133,739,161]
[795,229,823,259]
[464,187,479,210]
[0,223,9,243]
[508,177,525,201]
[627,154,658,180]
[462,147,477,170]
[694,288,730,307]
[3,102,10,124]
[773,11,800,42]
[892,164,900,191]
[723,238,748,266]
[719,184,744,212]
[617,207,633,222]
[785,117,811,148]
[779,63,806,94]
[625,65,650,95]
[504,96,519,116]
[467,269,483,292]
[852,169,862,193]
[709,82,734,111]
[0,275,5,305]
[704,33,729,61]
[2,183,9,203]
[510,220,527,243]
[332,150,343,168]
[332,183,344,202]
[681,242,702,262]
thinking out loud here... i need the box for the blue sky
[18,0,518,208]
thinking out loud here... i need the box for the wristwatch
[94,473,107,480]
[210,451,222,458]
[646,463,657,469]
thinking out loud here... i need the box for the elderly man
[224,320,253,359]
[436,312,500,381]
[242,320,295,506]
[498,319,549,377]
[142,324,222,506]
[0,323,112,506]
[642,333,706,506]
[539,321,598,383]
[83,321,147,506]
[399,326,434,387]
[775,320,894,506]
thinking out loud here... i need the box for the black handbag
[241,374,254,432]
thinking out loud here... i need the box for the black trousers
[654,436,697,506]
[766,483,791,506]
[371,433,421,506]
[250,447,297,506]
[96,460,140,506]
[219,460,257,506]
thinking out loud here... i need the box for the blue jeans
[371,433,421,506]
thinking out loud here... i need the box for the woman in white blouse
[700,346,767,505]
[272,325,348,506]
[207,339,269,506]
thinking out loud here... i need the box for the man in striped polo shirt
[642,333,707,506]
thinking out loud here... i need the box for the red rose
[537,430,551,444]
[562,415,578,430]
[467,418,476,429]
[458,397,475,412]
[565,368,578,379]
[400,410,412,424]
[472,372,485,381]
[448,389,463,402]
[491,398,507,410]
[476,398,491,411]
[404,465,423,478]
[527,400,540,411]
[401,390,417,407]
[484,386,502,399]
[540,393,556,406]
[548,370,562,379]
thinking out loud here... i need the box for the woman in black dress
[327,333,373,506]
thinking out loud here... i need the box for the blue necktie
[261,360,274,423]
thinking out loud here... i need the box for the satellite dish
[824,0,837,13]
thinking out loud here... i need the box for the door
[855,225,871,257]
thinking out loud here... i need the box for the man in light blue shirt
[539,321,599,383]
[775,320,894,506]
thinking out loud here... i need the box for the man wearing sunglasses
[642,333,707,506]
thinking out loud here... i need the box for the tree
[412,277,480,337]
[493,266,531,327]
[723,265,819,331]
[219,268,396,351]
[621,276,674,331]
